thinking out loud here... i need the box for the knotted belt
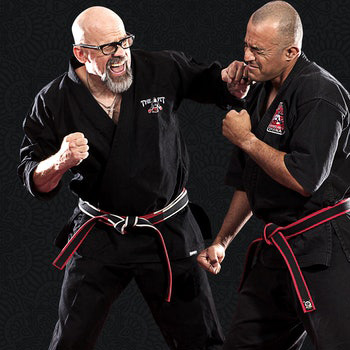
[240,198,350,313]
[53,188,189,302]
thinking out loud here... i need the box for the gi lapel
[68,57,116,143]
[243,53,311,205]
[66,59,117,183]
[254,53,311,141]
[96,61,136,213]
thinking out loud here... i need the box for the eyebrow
[244,41,264,52]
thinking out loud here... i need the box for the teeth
[111,62,124,67]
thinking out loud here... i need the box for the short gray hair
[251,1,303,48]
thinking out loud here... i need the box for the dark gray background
[1,0,349,349]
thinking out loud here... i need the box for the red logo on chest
[148,97,163,114]
[267,102,285,135]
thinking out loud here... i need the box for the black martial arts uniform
[224,53,350,350]
[18,50,236,350]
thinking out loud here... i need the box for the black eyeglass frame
[73,33,135,55]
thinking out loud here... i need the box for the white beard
[101,60,133,94]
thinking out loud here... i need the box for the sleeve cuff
[219,82,246,110]
[284,154,318,194]
[225,174,245,190]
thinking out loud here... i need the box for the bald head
[72,6,125,45]
[251,1,303,48]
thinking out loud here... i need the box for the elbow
[298,188,312,197]
[293,180,312,197]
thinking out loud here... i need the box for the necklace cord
[86,71,118,117]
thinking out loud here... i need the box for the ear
[73,46,88,64]
[285,46,300,61]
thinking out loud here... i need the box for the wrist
[212,238,228,250]
[238,132,257,151]
[53,152,72,173]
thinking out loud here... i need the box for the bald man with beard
[198,1,350,349]
[18,5,247,350]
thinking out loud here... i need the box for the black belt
[53,188,189,302]
[240,198,350,313]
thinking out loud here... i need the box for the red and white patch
[140,96,165,114]
[267,102,285,135]
[147,97,163,114]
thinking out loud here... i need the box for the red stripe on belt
[240,198,350,313]
[53,189,189,303]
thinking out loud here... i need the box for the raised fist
[56,132,89,170]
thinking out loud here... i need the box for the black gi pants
[48,255,224,350]
[223,236,350,350]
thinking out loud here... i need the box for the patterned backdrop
[0,0,349,349]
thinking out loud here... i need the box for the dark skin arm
[197,110,309,275]
[222,61,251,99]
[197,190,252,274]
[222,109,310,197]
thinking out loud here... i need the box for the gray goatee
[101,57,133,94]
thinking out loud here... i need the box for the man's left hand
[197,244,225,275]
[222,61,251,99]
[222,109,253,147]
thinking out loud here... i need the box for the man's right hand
[32,132,89,193]
[56,132,89,170]
[197,243,226,275]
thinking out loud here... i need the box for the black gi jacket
[226,53,350,267]
[18,49,237,263]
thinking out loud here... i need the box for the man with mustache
[18,5,245,350]
[198,1,350,349]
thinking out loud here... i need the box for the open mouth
[109,61,126,75]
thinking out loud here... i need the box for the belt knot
[113,216,150,234]
[263,223,282,245]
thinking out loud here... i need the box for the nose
[244,46,255,63]
[112,45,125,57]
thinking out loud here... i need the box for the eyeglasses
[73,33,135,55]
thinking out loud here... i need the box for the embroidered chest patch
[140,96,165,114]
[267,102,285,135]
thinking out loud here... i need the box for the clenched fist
[222,109,252,147]
[56,132,89,170]
[197,243,226,275]
[32,132,89,193]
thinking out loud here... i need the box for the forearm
[33,154,68,193]
[32,132,89,193]
[240,134,310,196]
[213,190,253,249]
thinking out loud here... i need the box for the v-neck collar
[67,56,135,138]
[253,52,310,140]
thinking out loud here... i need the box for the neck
[76,65,118,99]
[270,58,298,91]
[86,70,116,99]
[75,66,122,119]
